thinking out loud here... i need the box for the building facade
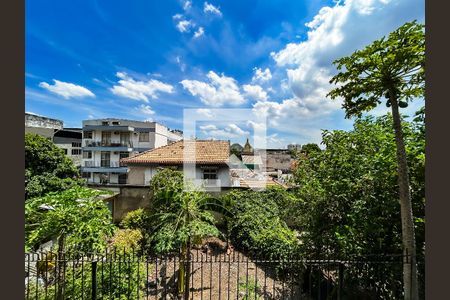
[53,128,83,167]
[81,118,182,185]
[121,140,231,189]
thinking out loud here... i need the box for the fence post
[338,262,344,300]
[91,260,98,300]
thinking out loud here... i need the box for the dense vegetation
[25,133,83,199]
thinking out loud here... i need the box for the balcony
[83,125,135,132]
[82,140,133,151]
[81,161,128,173]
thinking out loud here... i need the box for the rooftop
[121,140,230,165]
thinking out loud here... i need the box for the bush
[224,189,299,261]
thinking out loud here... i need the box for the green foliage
[224,189,299,261]
[25,186,115,252]
[238,276,263,300]
[300,143,321,155]
[110,229,143,252]
[148,168,220,254]
[120,208,151,230]
[292,115,425,257]
[25,133,83,199]
[328,21,425,118]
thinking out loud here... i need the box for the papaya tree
[149,168,220,299]
[327,21,424,300]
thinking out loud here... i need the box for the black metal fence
[25,250,423,300]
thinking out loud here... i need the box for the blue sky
[26,0,424,148]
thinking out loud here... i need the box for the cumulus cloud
[194,27,205,38]
[251,67,272,83]
[110,72,174,102]
[172,14,183,20]
[204,2,222,16]
[199,123,249,139]
[39,80,95,99]
[271,0,424,105]
[180,71,245,106]
[176,20,194,32]
[183,0,192,11]
[196,108,215,118]
[243,84,268,102]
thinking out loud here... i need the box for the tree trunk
[56,234,65,300]
[184,239,191,300]
[390,92,419,300]
[178,244,186,298]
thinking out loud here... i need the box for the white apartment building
[81,118,182,185]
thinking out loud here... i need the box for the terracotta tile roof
[121,140,230,165]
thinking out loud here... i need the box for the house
[121,140,231,189]
[53,128,83,167]
[25,113,82,166]
[80,118,182,186]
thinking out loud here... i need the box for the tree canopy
[25,133,83,199]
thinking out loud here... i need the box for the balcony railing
[84,140,133,148]
[84,161,126,168]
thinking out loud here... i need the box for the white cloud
[110,72,174,102]
[139,104,155,116]
[193,27,205,38]
[243,84,268,102]
[175,56,187,72]
[173,14,183,20]
[39,80,95,99]
[196,108,215,118]
[176,20,193,32]
[204,2,222,16]
[200,123,249,139]
[271,0,424,106]
[251,67,272,83]
[180,71,246,106]
[183,0,192,11]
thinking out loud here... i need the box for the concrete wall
[25,127,55,139]
[110,186,152,223]
[25,113,63,131]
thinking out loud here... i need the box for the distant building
[25,113,63,138]
[242,138,254,155]
[53,128,83,167]
[287,144,302,151]
[81,118,182,185]
[25,113,82,166]
[121,140,231,189]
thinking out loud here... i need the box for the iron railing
[84,140,133,148]
[24,250,424,300]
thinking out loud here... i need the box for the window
[62,149,68,155]
[101,151,110,167]
[82,172,91,178]
[120,132,130,146]
[102,132,111,145]
[118,174,127,184]
[72,142,81,148]
[139,132,149,142]
[112,121,120,125]
[203,169,218,180]
[83,151,92,159]
[119,152,129,159]
[84,131,93,139]
[102,121,109,125]
[71,149,81,155]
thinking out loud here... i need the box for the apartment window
[84,131,93,139]
[118,174,127,184]
[72,149,82,155]
[139,132,149,142]
[203,169,218,180]
[82,151,92,159]
[120,132,130,145]
[81,172,91,178]
[72,142,81,148]
[119,152,129,159]
[102,132,111,145]
[102,121,109,126]
[101,151,110,167]
[62,149,68,155]
[112,121,120,125]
